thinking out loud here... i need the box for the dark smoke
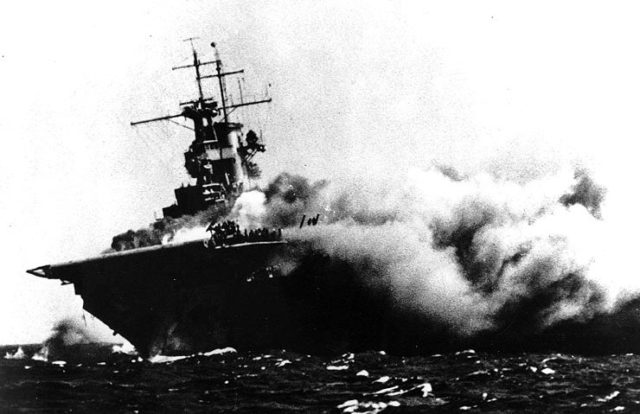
[45,318,96,348]
[560,168,606,218]
[435,164,465,182]
[31,318,119,362]
[262,172,328,227]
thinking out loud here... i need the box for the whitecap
[276,359,291,367]
[338,400,390,413]
[541,353,572,365]
[4,347,26,360]
[148,354,190,364]
[201,347,237,357]
[387,382,432,398]
[337,399,359,409]
[417,382,433,397]
[597,390,620,402]
[111,342,136,355]
[466,370,490,377]
[31,347,49,362]
[374,386,399,395]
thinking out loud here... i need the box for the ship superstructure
[132,40,270,218]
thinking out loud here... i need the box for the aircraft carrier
[25,41,439,356]
[26,40,640,358]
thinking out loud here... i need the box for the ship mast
[132,41,271,127]
[190,38,205,107]
[213,43,229,122]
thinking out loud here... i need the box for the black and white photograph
[2,1,640,412]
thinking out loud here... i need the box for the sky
[1,0,640,344]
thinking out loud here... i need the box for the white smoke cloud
[231,191,268,229]
[295,222,492,335]
[253,166,636,337]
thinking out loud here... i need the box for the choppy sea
[1,343,638,413]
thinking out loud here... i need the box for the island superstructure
[132,40,270,218]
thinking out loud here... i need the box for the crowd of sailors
[206,219,282,247]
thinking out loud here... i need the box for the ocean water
[1,344,638,413]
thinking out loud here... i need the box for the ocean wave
[149,347,237,364]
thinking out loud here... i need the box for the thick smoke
[32,317,105,362]
[559,168,606,218]
[45,318,98,346]
[261,172,328,227]
[235,167,637,344]
[106,165,637,350]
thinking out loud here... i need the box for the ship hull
[33,239,459,356]
[31,238,640,356]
